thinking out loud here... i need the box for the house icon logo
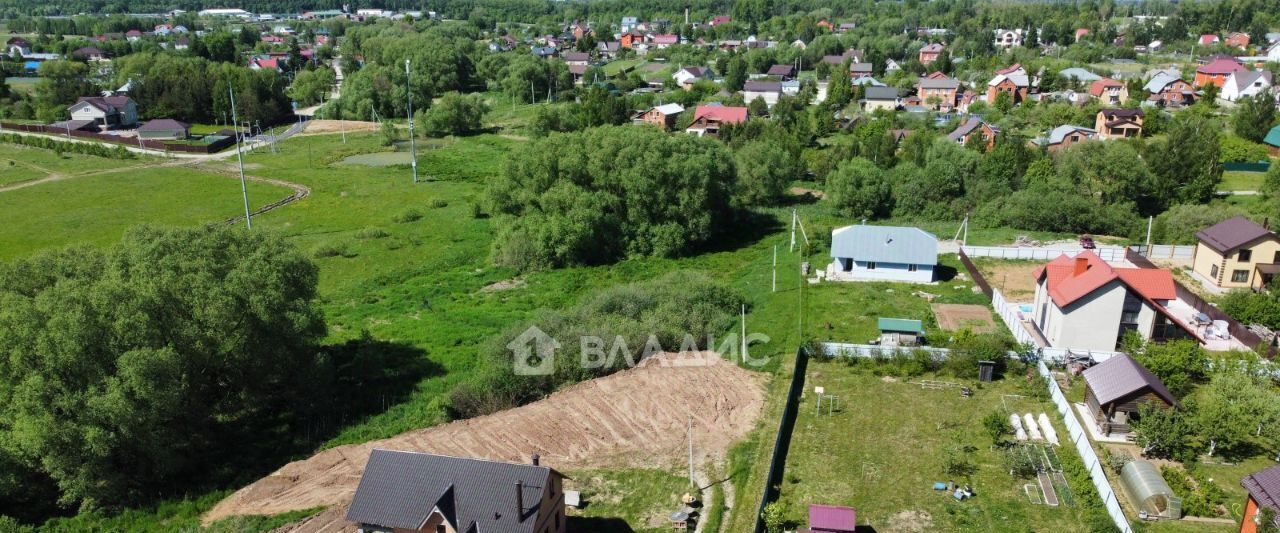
[508,326,560,376]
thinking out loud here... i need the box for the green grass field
[778,366,1092,531]
[1220,171,1265,192]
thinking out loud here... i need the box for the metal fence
[992,288,1036,346]
[957,247,993,297]
[1038,359,1134,533]
[962,245,1129,264]
[820,342,951,360]
[753,345,810,533]
[1130,244,1195,261]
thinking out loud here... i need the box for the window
[1239,249,1252,262]
[866,262,876,270]
[1273,250,1280,264]
[1116,292,1143,348]
[1210,264,1219,279]
[908,264,918,272]
[1232,269,1250,283]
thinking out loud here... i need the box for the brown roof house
[1094,108,1143,139]
[637,103,684,130]
[947,116,998,150]
[916,74,960,110]
[919,43,944,65]
[1192,216,1280,290]
[136,118,190,140]
[986,64,1030,105]
[1082,354,1179,437]
[1144,70,1196,108]
[1036,124,1097,152]
[1242,465,1280,533]
[68,96,138,128]
[346,449,567,533]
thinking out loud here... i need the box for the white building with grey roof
[828,224,938,283]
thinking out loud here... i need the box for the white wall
[829,259,934,283]
[69,103,105,123]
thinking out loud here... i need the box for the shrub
[312,242,353,258]
[429,198,448,209]
[355,227,389,240]
[391,208,423,223]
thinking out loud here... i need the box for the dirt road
[204,353,766,529]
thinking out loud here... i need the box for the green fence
[1223,161,1270,172]
[753,345,809,533]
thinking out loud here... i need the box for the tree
[735,139,800,205]
[1131,404,1194,461]
[1193,370,1276,457]
[825,157,893,218]
[725,56,748,91]
[287,67,336,107]
[992,91,1014,114]
[1233,90,1276,143]
[1145,110,1223,205]
[748,96,769,118]
[1131,340,1206,398]
[0,225,325,508]
[826,60,853,110]
[420,91,488,137]
[35,60,93,111]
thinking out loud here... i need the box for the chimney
[516,481,525,514]
[531,453,540,466]
[1073,257,1088,276]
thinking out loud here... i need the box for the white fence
[1131,244,1195,261]
[962,245,1129,264]
[1038,359,1134,533]
[992,288,1036,346]
[820,343,951,360]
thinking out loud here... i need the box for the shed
[1120,460,1181,519]
[878,317,925,346]
[1081,354,1177,436]
[137,119,190,140]
[804,504,857,532]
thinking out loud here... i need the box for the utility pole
[772,244,777,292]
[405,59,419,183]
[229,86,252,230]
[687,415,694,486]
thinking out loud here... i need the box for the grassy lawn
[0,143,139,177]
[603,58,644,75]
[1220,171,1265,192]
[777,365,1092,531]
[0,166,291,259]
[566,468,694,532]
[5,76,38,95]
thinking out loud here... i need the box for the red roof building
[1196,57,1246,87]
[1200,34,1221,46]
[1226,31,1250,49]
[709,15,732,26]
[685,105,747,137]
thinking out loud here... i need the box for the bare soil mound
[301,120,380,134]
[204,352,766,528]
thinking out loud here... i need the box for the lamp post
[229,86,253,230]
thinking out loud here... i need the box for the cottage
[1144,71,1195,107]
[1226,31,1251,49]
[986,64,1029,105]
[1266,125,1280,155]
[878,318,925,346]
[1241,465,1280,533]
[1082,354,1178,437]
[919,43,944,65]
[136,119,190,140]
[1060,67,1102,84]
[743,80,782,107]
[1037,125,1097,152]
[651,34,679,48]
[802,504,857,532]
[861,86,899,111]
[1031,251,1192,351]
[848,62,873,79]
[993,28,1025,48]
[6,37,30,56]
[638,103,684,130]
[1192,216,1280,290]
[1088,77,1128,105]
[709,15,732,26]
[1094,108,1143,139]
[837,22,857,33]
[915,74,960,110]
[347,449,566,533]
[1195,57,1246,88]
[71,46,110,61]
[685,105,747,136]
[1199,34,1221,46]
[766,63,796,79]
[620,16,639,32]
[947,116,999,150]
[1221,70,1272,102]
[672,66,709,89]
[68,96,137,128]
[827,224,937,283]
[561,51,590,66]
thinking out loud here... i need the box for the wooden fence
[1,121,239,154]
[957,247,993,298]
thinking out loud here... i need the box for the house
[619,31,644,49]
[1199,34,1221,46]
[766,64,796,80]
[1266,125,1280,154]
[1094,108,1143,139]
[1031,251,1192,351]
[136,119,190,140]
[1192,215,1280,290]
[174,36,190,50]
[821,49,865,65]
[639,103,684,130]
[1222,70,1272,102]
[1195,57,1246,88]
[1227,31,1251,49]
[851,76,886,88]
[561,52,590,66]
[993,28,1025,48]
[861,86,899,111]
[919,43,944,64]
[68,96,137,128]
[651,34,679,48]
[837,22,857,33]
[947,116,999,150]
[596,40,620,58]
[1075,28,1091,42]
[848,62,873,79]
[1060,67,1103,85]
[1037,125,1097,152]
[620,16,638,32]
[1088,78,1128,105]
[986,64,1030,105]
[685,105,747,136]
[248,56,282,71]
[71,46,110,61]
[1144,71,1196,107]
[1241,465,1280,533]
[885,58,902,73]
[915,75,960,109]
[346,449,566,533]
[743,81,782,107]
[567,64,589,84]
[827,224,937,283]
[6,37,30,56]
[709,15,732,27]
[672,66,709,89]
[125,29,143,42]
[1081,354,1178,437]
[804,504,857,532]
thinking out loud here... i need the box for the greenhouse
[1120,460,1181,519]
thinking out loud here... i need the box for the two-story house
[1088,77,1128,105]
[1192,216,1280,290]
[916,73,960,110]
[947,116,998,150]
[68,96,138,128]
[986,64,1030,105]
[1144,71,1196,107]
[1094,108,1143,139]
[919,43,944,64]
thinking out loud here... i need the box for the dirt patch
[884,509,933,532]
[975,260,1042,300]
[302,120,380,134]
[789,186,824,199]
[204,352,766,529]
[931,304,997,333]
[480,278,526,292]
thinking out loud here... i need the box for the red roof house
[1031,251,1195,351]
[685,105,747,137]
[1226,31,1250,49]
[1196,57,1246,87]
[709,15,732,26]
[1200,34,1221,46]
